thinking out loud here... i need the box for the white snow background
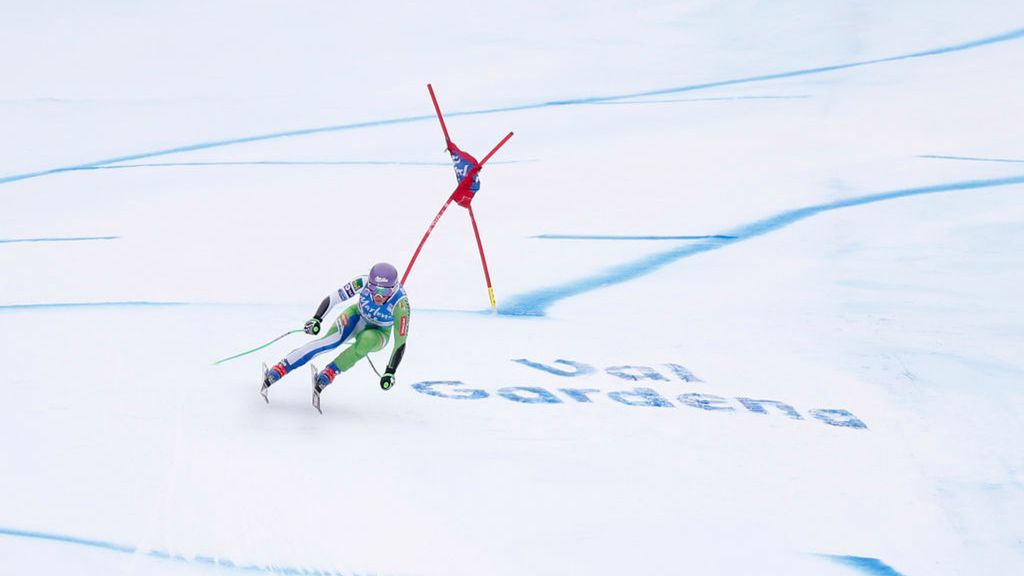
[1,2,1023,575]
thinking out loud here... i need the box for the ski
[260,362,271,403]
[311,363,323,414]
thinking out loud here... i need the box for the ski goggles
[367,282,395,305]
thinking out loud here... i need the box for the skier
[260,262,410,413]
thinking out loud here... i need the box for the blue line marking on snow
[74,160,454,170]
[2,28,1021,186]
[584,95,812,104]
[920,154,1024,164]
[820,554,905,576]
[534,234,738,240]
[499,174,1024,316]
[0,526,350,575]
[66,159,529,171]
[0,301,190,311]
[0,526,904,576]
[0,114,433,185]
[0,527,136,554]
[0,236,119,244]
[572,26,1024,104]
[0,156,528,182]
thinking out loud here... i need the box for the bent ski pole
[213,329,303,365]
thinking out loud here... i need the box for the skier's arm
[305,277,366,335]
[380,296,409,390]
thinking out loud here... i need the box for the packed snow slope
[2,2,1023,575]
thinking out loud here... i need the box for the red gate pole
[467,204,497,310]
[401,195,455,285]
[427,84,451,145]
[477,131,514,165]
[401,132,514,285]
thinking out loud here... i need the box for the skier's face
[367,282,394,305]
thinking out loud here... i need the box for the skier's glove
[380,372,395,390]
[304,318,321,335]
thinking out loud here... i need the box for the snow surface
[2,2,1023,575]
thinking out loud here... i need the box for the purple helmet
[366,262,398,305]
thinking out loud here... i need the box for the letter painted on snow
[605,365,670,382]
[513,358,596,377]
[736,398,803,420]
[411,381,488,400]
[559,388,602,403]
[809,409,868,430]
[498,387,563,404]
[663,363,704,382]
[677,393,735,411]
[607,387,674,407]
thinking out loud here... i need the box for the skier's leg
[315,325,392,388]
[265,305,359,386]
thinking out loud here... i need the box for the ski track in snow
[1,27,1022,187]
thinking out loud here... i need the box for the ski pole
[212,329,303,365]
[366,355,383,378]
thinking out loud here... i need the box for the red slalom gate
[401,84,512,312]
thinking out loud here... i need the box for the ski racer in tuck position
[261,262,410,413]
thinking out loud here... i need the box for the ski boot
[260,362,288,403]
[310,363,339,414]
